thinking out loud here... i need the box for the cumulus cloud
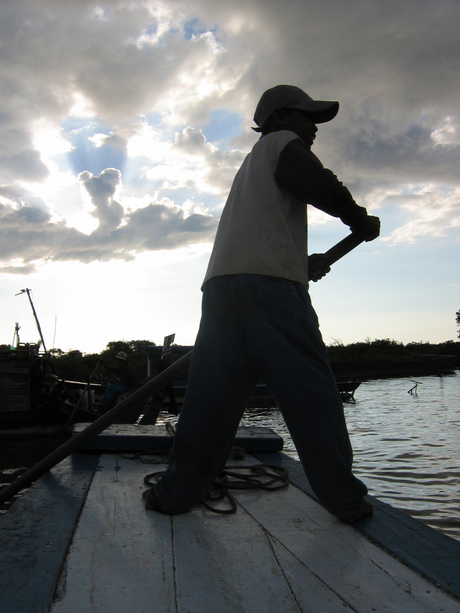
[1,0,460,270]
[2,1,460,134]
[344,123,460,187]
[379,185,460,244]
[79,168,125,232]
[0,168,218,273]
[0,149,49,183]
[171,126,244,194]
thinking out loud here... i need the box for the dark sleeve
[119,363,139,387]
[127,364,140,388]
[275,138,368,227]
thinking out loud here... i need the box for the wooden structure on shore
[1,425,459,613]
[0,346,35,420]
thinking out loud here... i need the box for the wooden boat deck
[73,422,284,453]
[1,429,460,612]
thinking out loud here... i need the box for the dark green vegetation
[47,337,460,383]
[48,340,160,383]
[326,338,460,362]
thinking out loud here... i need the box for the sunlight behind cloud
[127,121,171,160]
[432,117,460,146]
[33,123,73,159]
[69,92,95,119]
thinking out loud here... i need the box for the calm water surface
[241,371,460,541]
[2,373,458,541]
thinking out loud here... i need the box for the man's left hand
[308,253,331,282]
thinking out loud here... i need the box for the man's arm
[275,138,380,241]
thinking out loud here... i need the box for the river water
[240,371,460,541]
[2,372,458,541]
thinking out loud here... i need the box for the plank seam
[49,455,100,610]
[254,454,460,600]
[171,516,179,613]
[264,529,306,613]
[239,499,360,613]
[343,519,460,603]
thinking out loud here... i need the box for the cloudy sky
[1,0,459,355]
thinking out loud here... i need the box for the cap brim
[287,100,339,123]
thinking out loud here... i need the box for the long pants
[101,383,130,409]
[151,274,368,520]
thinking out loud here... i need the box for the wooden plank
[49,455,175,613]
[73,423,284,453]
[46,453,355,613]
[268,539,356,612]
[172,504,353,612]
[173,506,302,612]
[234,425,284,453]
[231,456,460,612]
[74,423,174,452]
[0,454,99,613]
[255,452,460,600]
[5,450,459,613]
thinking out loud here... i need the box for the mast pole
[16,288,47,354]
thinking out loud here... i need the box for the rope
[119,452,168,464]
[143,462,289,515]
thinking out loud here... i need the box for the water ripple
[241,371,460,541]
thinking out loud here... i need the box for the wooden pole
[322,233,365,267]
[307,232,365,281]
[22,288,47,354]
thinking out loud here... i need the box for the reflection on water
[241,371,460,541]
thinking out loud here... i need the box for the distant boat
[336,380,361,403]
[0,346,364,432]
[166,380,361,408]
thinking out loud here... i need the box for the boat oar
[322,232,365,267]
[0,351,192,505]
[308,232,365,281]
[308,233,364,281]
[0,231,368,506]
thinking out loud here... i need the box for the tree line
[325,338,460,362]
[48,339,159,383]
[47,336,460,383]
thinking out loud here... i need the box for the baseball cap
[253,85,339,131]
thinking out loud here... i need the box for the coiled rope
[143,462,289,514]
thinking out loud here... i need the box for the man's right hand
[351,215,380,242]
